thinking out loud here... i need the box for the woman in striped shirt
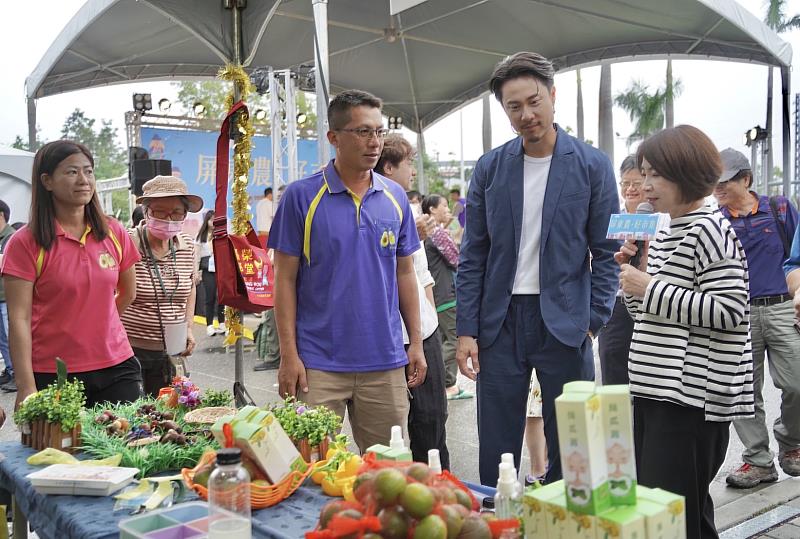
[616,125,754,539]
[120,176,202,396]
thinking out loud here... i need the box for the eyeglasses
[147,208,187,221]
[336,127,390,139]
[619,182,644,190]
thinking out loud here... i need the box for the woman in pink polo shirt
[1,140,143,410]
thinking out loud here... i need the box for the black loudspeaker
[131,159,172,196]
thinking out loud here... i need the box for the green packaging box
[636,499,671,539]
[597,385,637,505]
[522,482,562,539]
[597,506,646,539]
[555,392,611,515]
[211,406,307,483]
[637,487,686,538]
[544,489,569,539]
[563,381,596,394]
[364,443,412,462]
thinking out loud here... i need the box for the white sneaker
[216,323,227,335]
[206,325,215,337]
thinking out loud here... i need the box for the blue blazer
[456,125,620,349]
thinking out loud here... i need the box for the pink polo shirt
[1,219,141,374]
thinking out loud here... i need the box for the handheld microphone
[629,202,654,269]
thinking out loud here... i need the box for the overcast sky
[2,0,800,174]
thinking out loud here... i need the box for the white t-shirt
[512,154,552,294]
[256,197,275,234]
[402,203,439,343]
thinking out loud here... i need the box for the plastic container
[494,462,522,519]
[208,448,251,539]
[163,319,188,356]
[119,501,228,539]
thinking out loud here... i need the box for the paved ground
[1,317,798,537]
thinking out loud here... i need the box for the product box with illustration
[555,391,611,515]
[212,405,307,484]
[637,486,687,539]
[597,385,637,506]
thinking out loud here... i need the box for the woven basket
[183,407,237,424]
[182,451,312,509]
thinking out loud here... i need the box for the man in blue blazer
[456,52,620,486]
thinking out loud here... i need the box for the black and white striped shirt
[624,207,754,422]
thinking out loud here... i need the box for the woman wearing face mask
[2,140,143,410]
[120,176,203,396]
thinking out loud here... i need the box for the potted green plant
[14,359,85,452]
[269,396,342,462]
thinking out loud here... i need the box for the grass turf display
[80,398,219,477]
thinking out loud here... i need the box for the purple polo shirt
[268,160,419,372]
[720,194,798,298]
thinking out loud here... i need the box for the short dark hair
[619,155,638,176]
[449,188,461,195]
[264,187,273,197]
[131,205,145,226]
[489,52,555,101]
[422,194,446,215]
[407,190,422,203]
[636,125,722,204]
[0,199,9,223]
[375,134,413,175]
[328,89,382,130]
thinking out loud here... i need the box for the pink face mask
[146,216,183,240]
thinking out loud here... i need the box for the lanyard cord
[140,225,179,305]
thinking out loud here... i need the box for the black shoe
[0,370,12,386]
[1,379,17,393]
[253,361,279,372]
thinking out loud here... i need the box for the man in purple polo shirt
[269,89,427,452]
[715,148,800,487]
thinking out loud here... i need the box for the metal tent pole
[226,0,250,407]
[782,66,791,196]
[312,0,330,167]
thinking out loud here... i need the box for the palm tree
[576,68,585,141]
[763,1,800,181]
[598,63,614,158]
[665,60,675,128]
[614,78,682,146]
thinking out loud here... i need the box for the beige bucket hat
[136,175,203,213]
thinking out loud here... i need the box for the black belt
[750,293,792,306]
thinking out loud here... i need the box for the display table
[0,441,324,539]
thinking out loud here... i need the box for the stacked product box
[518,384,687,538]
[555,390,612,516]
[597,385,637,506]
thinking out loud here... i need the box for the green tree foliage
[614,78,682,146]
[60,109,127,179]
[12,131,45,152]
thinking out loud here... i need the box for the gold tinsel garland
[218,64,257,345]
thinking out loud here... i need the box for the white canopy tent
[0,147,34,224]
[24,0,793,404]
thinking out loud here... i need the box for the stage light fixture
[296,112,308,125]
[254,109,268,122]
[388,116,403,130]
[744,125,768,147]
[193,102,207,117]
[133,93,152,112]
[158,98,172,113]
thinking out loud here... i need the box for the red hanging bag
[212,101,274,312]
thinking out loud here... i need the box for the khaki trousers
[304,367,410,453]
